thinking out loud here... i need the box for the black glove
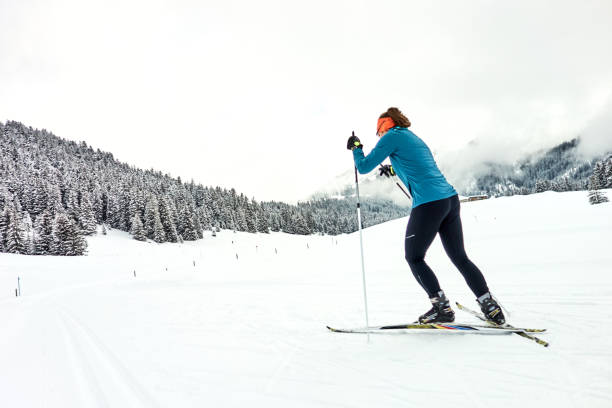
[347,134,363,151]
[379,164,395,178]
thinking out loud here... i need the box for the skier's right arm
[352,131,397,174]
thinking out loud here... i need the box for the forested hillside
[0,121,409,255]
[465,138,612,196]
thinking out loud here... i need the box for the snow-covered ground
[1,190,611,407]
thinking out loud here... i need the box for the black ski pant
[404,194,489,299]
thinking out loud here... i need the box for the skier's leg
[404,199,449,297]
[438,195,489,297]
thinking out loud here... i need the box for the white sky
[1,0,611,202]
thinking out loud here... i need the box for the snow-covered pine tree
[1,205,27,254]
[269,212,281,232]
[181,208,199,241]
[130,214,147,241]
[193,212,204,239]
[235,208,247,232]
[605,160,612,188]
[1,202,28,254]
[79,193,97,235]
[127,189,140,231]
[0,210,5,252]
[245,201,257,233]
[27,178,48,217]
[34,209,55,254]
[46,184,63,214]
[144,195,159,239]
[535,180,550,193]
[106,194,125,230]
[588,169,609,205]
[65,189,80,223]
[153,214,166,243]
[158,196,178,243]
[52,212,87,256]
[595,162,607,190]
[256,203,269,233]
[293,212,312,235]
[197,207,211,232]
[22,211,35,254]
[91,186,104,224]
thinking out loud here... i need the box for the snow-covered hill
[1,190,611,407]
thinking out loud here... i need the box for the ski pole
[379,164,412,202]
[352,132,370,330]
[394,181,411,200]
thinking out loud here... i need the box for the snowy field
[1,190,611,408]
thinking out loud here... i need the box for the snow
[1,190,611,407]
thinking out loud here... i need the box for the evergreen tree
[22,211,35,254]
[245,201,257,233]
[534,180,550,193]
[158,196,178,243]
[2,205,26,254]
[181,209,199,241]
[65,189,80,223]
[292,211,311,235]
[595,162,607,190]
[193,212,204,239]
[34,209,55,254]
[52,213,87,255]
[256,203,269,233]
[588,166,609,205]
[79,193,97,235]
[130,214,147,241]
[0,208,5,252]
[144,195,159,239]
[153,214,166,243]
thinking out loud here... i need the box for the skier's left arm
[352,132,396,174]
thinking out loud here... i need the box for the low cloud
[577,100,612,158]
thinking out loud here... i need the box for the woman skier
[346,107,505,325]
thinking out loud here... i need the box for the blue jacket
[353,127,457,208]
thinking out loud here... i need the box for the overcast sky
[2,0,611,202]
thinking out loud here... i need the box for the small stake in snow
[17,277,21,297]
[134,270,136,277]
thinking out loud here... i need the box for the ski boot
[477,292,505,325]
[418,291,455,323]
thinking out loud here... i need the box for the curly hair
[379,107,411,128]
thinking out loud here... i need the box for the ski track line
[58,307,162,408]
[58,310,113,407]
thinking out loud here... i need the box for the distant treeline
[465,138,612,197]
[0,121,409,256]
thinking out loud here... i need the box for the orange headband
[377,117,395,136]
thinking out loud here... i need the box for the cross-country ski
[326,322,546,334]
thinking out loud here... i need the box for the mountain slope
[458,138,611,196]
